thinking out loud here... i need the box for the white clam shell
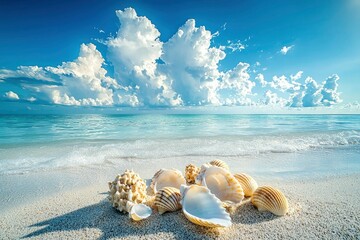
[251,186,289,216]
[196,164,244,204]
[234,173,258,197]
[154,187,181,214]
[180,184,232,228]
[150,169,186,194]
[126,202,152,221]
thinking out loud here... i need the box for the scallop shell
[234,173,258,197]
[150,169,186,194]
[196,164,244,204]
[209,159,230,170]
[180,184,232,228]
[126,202,152,221]
[251,186,289,216]
[154,187,181,214]
[108,170,147,213]
[185,164,200,184]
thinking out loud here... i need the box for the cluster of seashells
[108,160,289,227]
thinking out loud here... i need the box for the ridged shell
[251,186,289,216]
[154,187,181,214]
[234,173,258,197]
[196,164,244,204]
[150,169,186,194]
[126,202,152,221]
[108,170,147,213]
[180,184,232,228]
[209,159,230,170]
[185,164,200,184]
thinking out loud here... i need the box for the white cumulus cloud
[280,45,294,55]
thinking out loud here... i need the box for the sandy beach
[1,153,360,240]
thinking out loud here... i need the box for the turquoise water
[0,114,359,174]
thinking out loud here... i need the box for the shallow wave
[0,130,359,174]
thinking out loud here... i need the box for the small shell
[154,187,181,214]
[251,186,289,216]
[209,159,230,170]
[180,184,232,228]
[150,169,186,194]
[196,164,244,204]
[185,164,200,184]
[234,173,258,197]
[126,202,152,221]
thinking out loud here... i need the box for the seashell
[108,170,147,213]
[234,173,258,197]
[209,159,230,170]
[196,164,244,204]
[185,164,200,184]
[150,169,186,194]
[126,201,152,221]
[251,186,289,216]
[154,187,182,214]
[180,184,232,228]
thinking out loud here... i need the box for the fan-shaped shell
[180,184,232,228]
[209,159,230,170]
[234,173,258,197]
[185,164,200,184]
[196,164,244,204]
[251,186,289,216]
[126,202,152,221]
[154,187,181,214]
[150,169,186,194]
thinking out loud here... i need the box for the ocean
[0,114,360,176]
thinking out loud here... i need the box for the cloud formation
[0,8,342,109]
[280,45,294,55]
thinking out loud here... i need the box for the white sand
[1,167,360,239]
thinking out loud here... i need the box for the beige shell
[126,202,152,221]
[150,169,186,194]
[234,173,258,197]
[196,164,244,204]
[154,187,181,214]
[185,164,200,184]
[108,170,147,213]
[251,186,289,216]
[209,159,230,170]
[180,184,232,228]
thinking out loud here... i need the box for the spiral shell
[180,184,232,228]
[196,164,244,204]
[150,168,186,194]
[209,159,230,170]
[185,164,200,184]
[234,173,258,197]
[108,170,147,213]
[154,187,181,214]
[251,186,289,216]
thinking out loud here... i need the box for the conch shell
[108,170,147,213]
[154,187,181,214]
[180,184,232,228]
[185,164,200,184]
[126,202,152,221]
[251,186,289,216]
[150,169,186,194]
[196,164,244,204]
[209,159,229,170]
[234,173,258,197]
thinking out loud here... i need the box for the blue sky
[0,0,359,113]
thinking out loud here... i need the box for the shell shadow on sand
[21,196,284,240]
